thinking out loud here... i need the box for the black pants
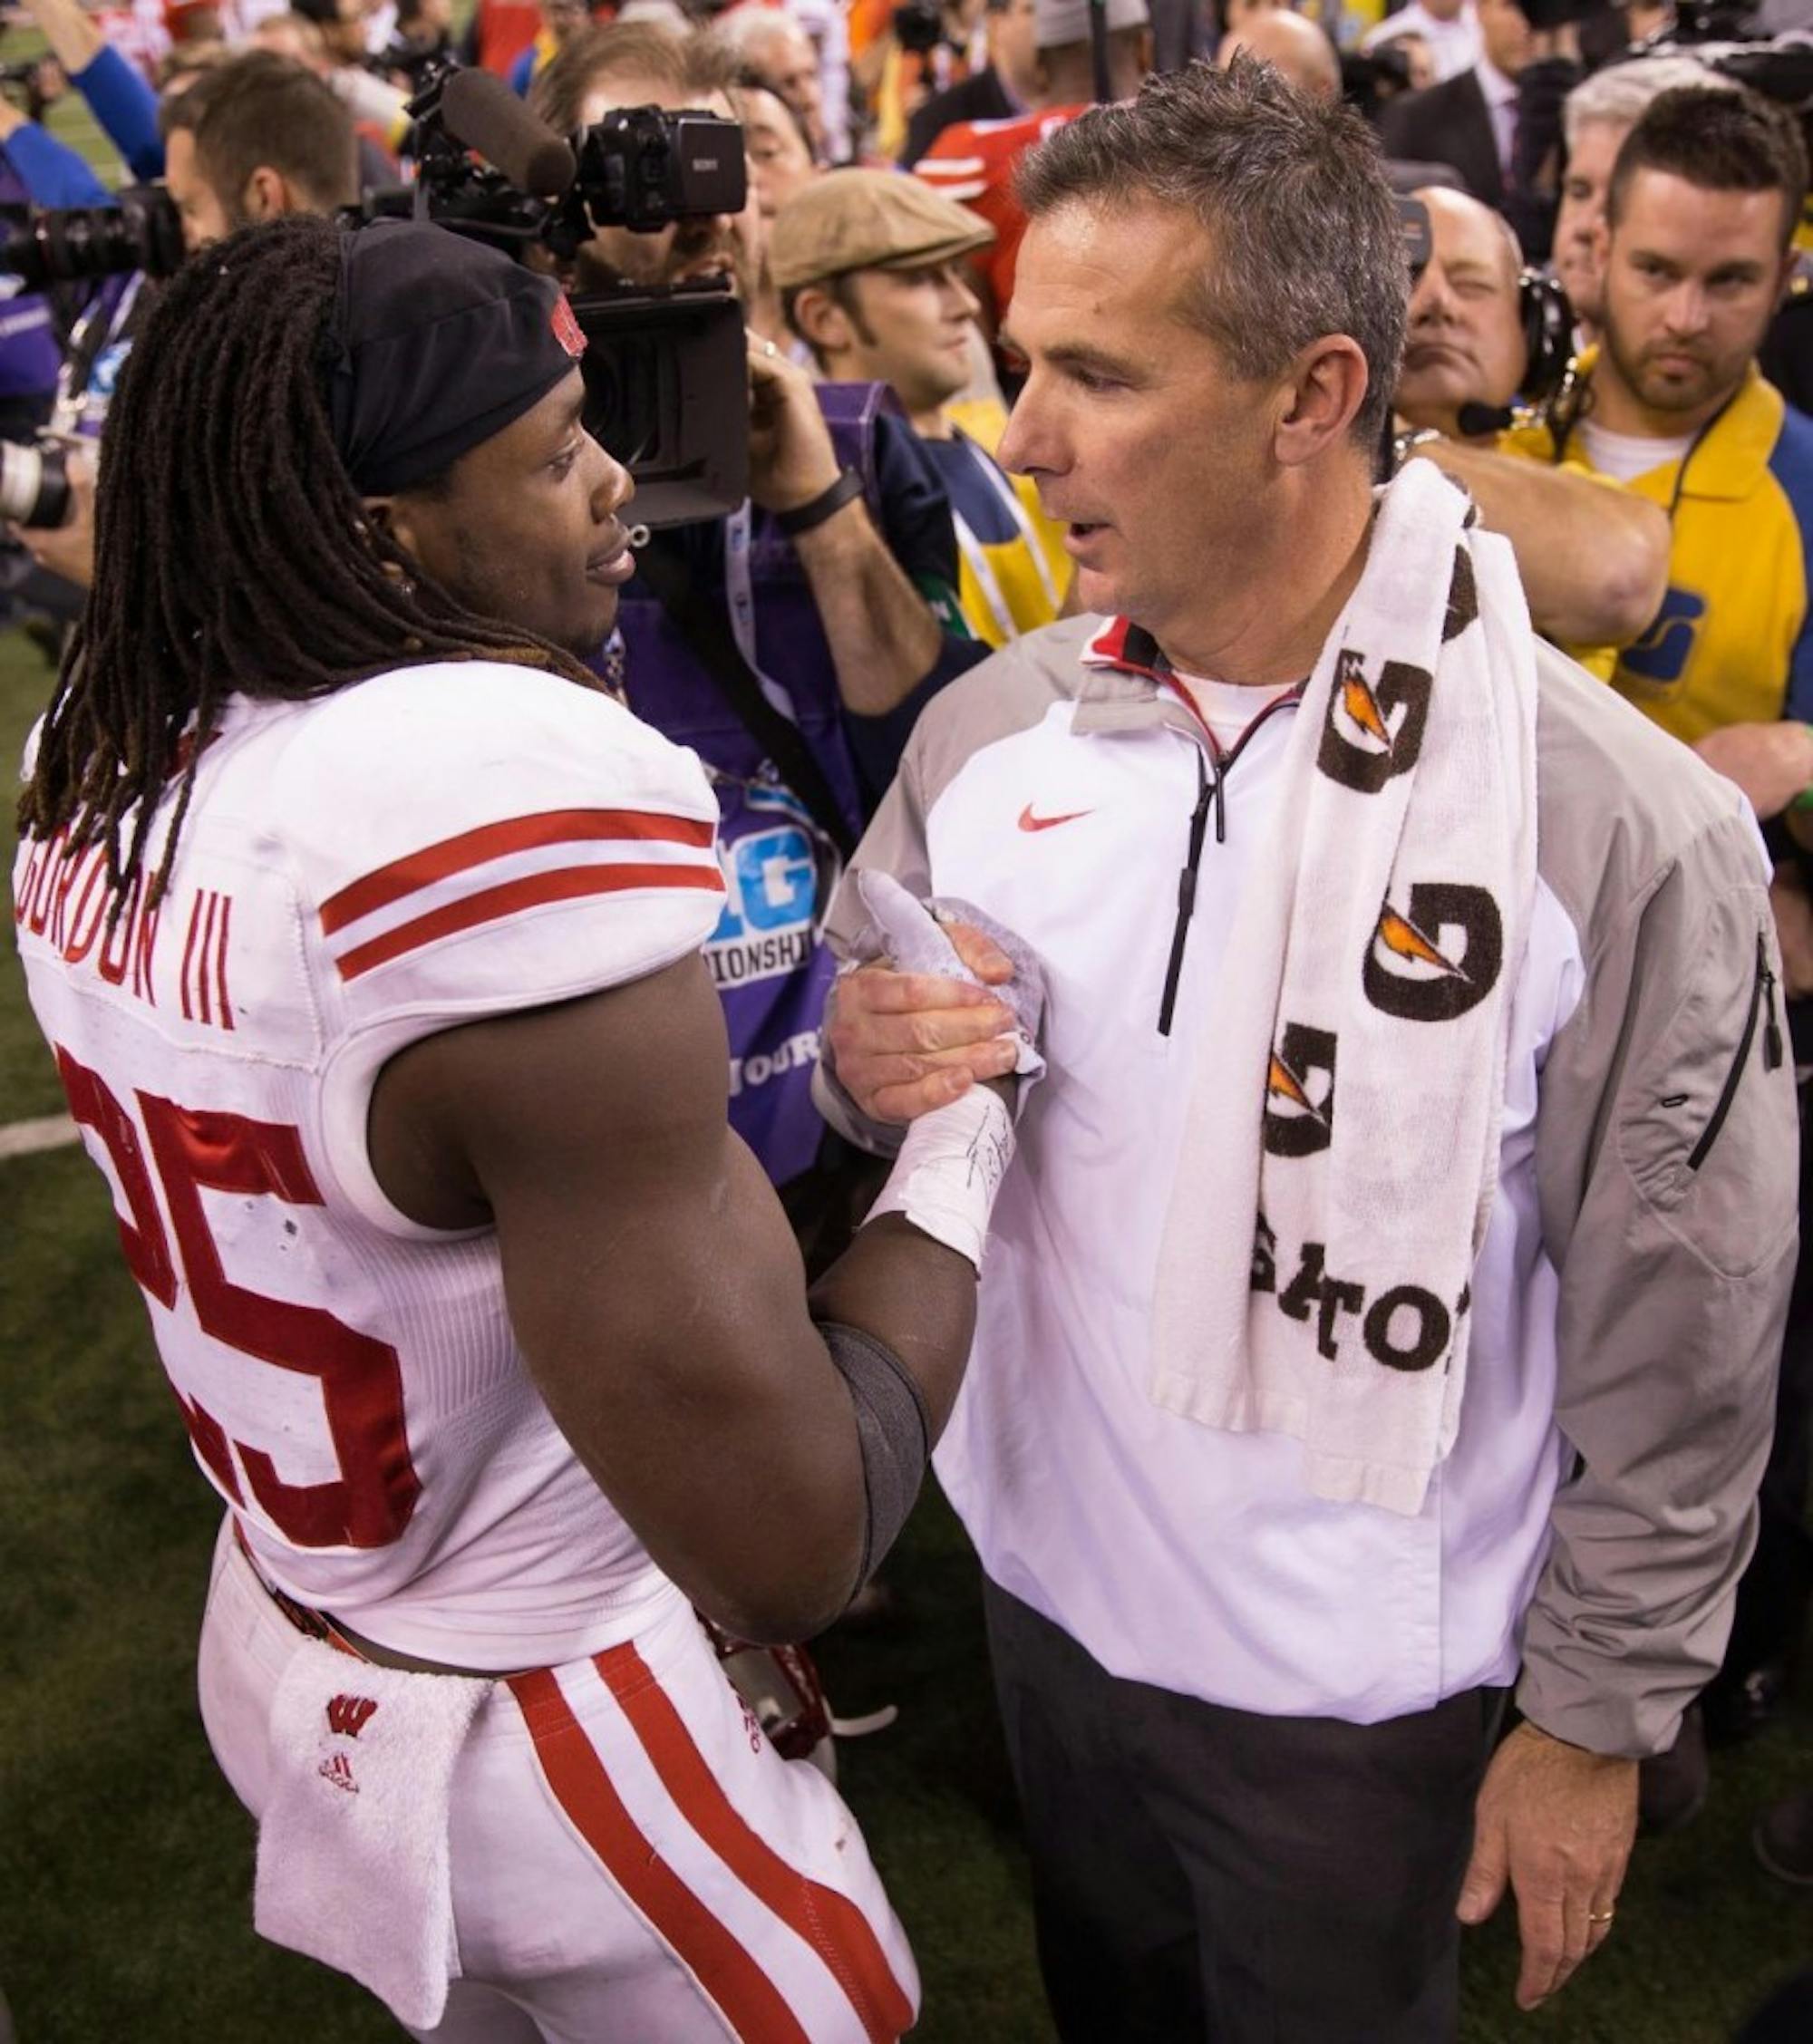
[1712,1075,1813,1704]
[983,1578,1506,2044]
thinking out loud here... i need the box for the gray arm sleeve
[818,1319,933,1600]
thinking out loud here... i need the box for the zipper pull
[1761,935,1784,1072]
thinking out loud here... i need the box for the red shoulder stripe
[333,861,722,983]
[320,808,715,936]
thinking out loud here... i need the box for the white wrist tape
[864,1084,1014,1273]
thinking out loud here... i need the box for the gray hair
[1016,57,1407,450]
[1562,54,1736,150]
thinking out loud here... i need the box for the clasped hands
[825,919,1023,1124]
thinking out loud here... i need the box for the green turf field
[2,625,1809,2040]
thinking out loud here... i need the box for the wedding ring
[1586,1910,1615,1925]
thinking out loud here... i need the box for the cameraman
[532,23,988,1233]
[1392,184,1670,646]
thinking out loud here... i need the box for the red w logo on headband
[551,295,587,360]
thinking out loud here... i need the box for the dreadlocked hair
[18,214,604,912]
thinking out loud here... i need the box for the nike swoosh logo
[1019,804,1094,832]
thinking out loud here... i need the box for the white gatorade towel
[1149,459,1538,1516]
[254,1635,489,2030]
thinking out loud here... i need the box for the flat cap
[769,169,994,292]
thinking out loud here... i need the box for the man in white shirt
[817,59,1793,2043]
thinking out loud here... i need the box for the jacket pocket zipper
[1687,932,1781,1172]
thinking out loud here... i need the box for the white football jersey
[14,662,725,1668]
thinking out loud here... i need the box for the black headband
[324,219,587,496]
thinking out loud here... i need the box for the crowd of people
[7,0,1813,2037]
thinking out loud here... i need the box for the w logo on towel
[1317,650,1431,795]
[326,1694,380,1739]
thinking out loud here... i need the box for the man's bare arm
[368,953,985,1642]
[790,499,947,715]
[17,0,102,74]
[746,335,945,716]
[1408,441,1670,648]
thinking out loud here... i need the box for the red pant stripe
[509,1667,810,2044]
[595,1643,915,2044]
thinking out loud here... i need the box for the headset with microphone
[1454,267,1577,438]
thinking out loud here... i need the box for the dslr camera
[0,184,184,293]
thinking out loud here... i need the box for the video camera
[355,63,751,526]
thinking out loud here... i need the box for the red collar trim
[1081,616,1305,756]
[1081,615,1169,682]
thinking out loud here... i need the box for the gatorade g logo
[1441,546,1478,643]
[1619,586,1705,689]
[1362,883,1503,1022]
[1317,649,1432,794]
[1263,1022,1337,1157]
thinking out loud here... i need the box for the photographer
[1393,184,1671,645]
[0,59,148,600]
[533,24,988,1226]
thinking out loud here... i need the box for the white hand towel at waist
[254,1632,490,2031]
[1149,460,1538,1516]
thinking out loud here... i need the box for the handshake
[823,871,1045,1128]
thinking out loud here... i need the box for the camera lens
[0,439,72,528]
